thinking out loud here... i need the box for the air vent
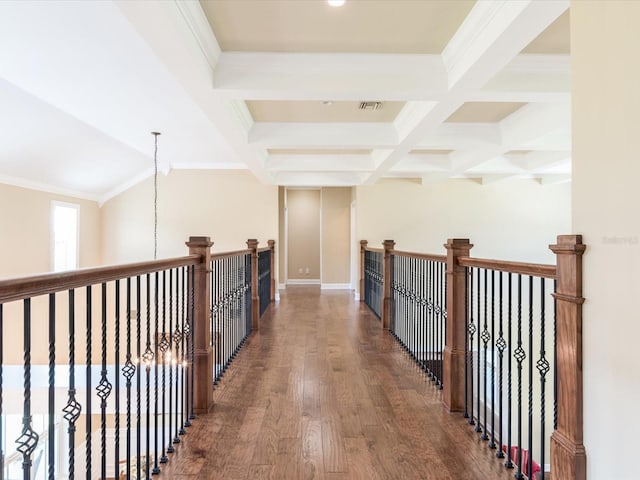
[359,101,382,111]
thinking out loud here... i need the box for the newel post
[382,240,395,330]
[442,238,473,413]
[247,239,260,330]
[185,236,213,414]
[550,235,586,480]
[359,240,368,302]
[268,239,276,302]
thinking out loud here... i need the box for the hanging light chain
[152,132,161,260]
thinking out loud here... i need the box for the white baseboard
[354,292,361,301]
[287,279,320,285]
[275,292,280,302]
[278,283,286,290]
[321,283,352,290]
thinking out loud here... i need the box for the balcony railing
[359,235,585,480]
[0,236,275,480]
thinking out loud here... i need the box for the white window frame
[51,201,80,272]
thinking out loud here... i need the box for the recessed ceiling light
[328,0,345,7]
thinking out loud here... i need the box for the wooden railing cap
[268,239,275,247]
[360,240,369,246]
[550,234,586,254]
[185,236,213,248]
[383,240,396,249]
[246,239,259,249]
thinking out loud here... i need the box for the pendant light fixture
[152,131,161,260]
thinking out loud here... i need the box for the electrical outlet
[305,267,310,274]
[298,267,303,274]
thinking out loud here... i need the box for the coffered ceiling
[0,0,571,202]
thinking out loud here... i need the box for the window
[52,202,79,271]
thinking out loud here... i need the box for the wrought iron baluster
[136,276,142,480]
[48,293,56,479]
[514,274,525,479]
[123,279,135,480]
[17,298,38,480]
[475,269,482,434]
[505,273,514,469]
[538,278,550,478]
[115,280,121,478]
[553,279,558,431]
[481,269,489,441]
[440,261,445,387]
[489,270,497,450]
[496,272,506,459]
[167,269,176,453]
[527,276,534,479]
[63,289,82,479]
[0,304,3,480]
[468,268,475,426]
[86,286,92,479]
[98,283,113,480]
[160,271,169,464]
[144,273,154,478]
[152,272,160,474]
[180,267,186,435]
[464,267,469,419]
[189,265,196,422]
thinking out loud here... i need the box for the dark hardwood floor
[157,286,515,480]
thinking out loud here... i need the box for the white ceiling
[0,0,571,203]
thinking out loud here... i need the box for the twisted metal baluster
[514,275,525,479]
[496,272,506,459]
[0,304,3,479]
[538,279,550,478]
[63,290,81,479]
[167,269,176,452]
[180,267,187,435]
[48,293,56,479]
[463,268,469,419]
[505,273,514,469]
[489,270,497,450]
[475,269,482,433]
[481,269,489,441]
[527,276,534,479]
[189,265,196,421]
[144,273,154,477]
[98,283,113,480]
[17,299,38,480]
[152,272,161,474]
[136,276,142,480]
[160,271,169,463]
[115,280,121,478]
[467,268,475,426]
[122,279,136,480]
[85,286,93,478]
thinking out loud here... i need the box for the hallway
[158,287,514,480]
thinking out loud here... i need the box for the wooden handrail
[364,247,384,253]
[457,256,556,279]
[0,254,201,304]
[393,250,447,263]
[257,246,271,253]
[211,249,252,260]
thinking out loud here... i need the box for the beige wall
[101,170,278,266]
[287,189,321,280]
[321,187,351,285]
[356,178,570,265]
[572,3,640,478]
[0,182,101,278]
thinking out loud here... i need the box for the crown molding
[173,0,221,71]
[0,174,99,203]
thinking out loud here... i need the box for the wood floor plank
[156,287,516,480]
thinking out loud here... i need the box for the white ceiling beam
[274,171,367,186]
[213,53,448,101]
[391,154,451,173]
[364,0,569,184]
[415,123,502,150]
[266,154,374,172]
[249,123,398,149]
[479,174,518,185]
[538,174,571,185]
[116,0,273,183]
[501,102,570,148]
